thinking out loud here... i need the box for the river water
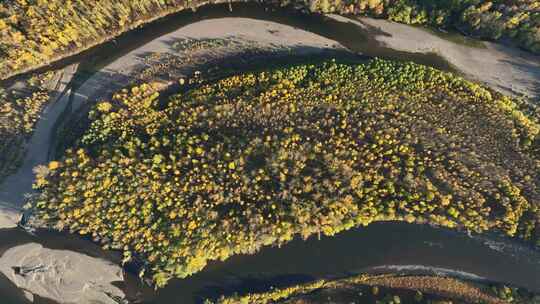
[0,3,538,304]
[1,222,539,303]
[39,2,457,82]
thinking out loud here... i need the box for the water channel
[0,3,538,304]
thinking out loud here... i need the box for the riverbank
[0,0,233,81]
[0,6,539,304]
[3,221,539,304]
[0,65,78,229]
[0,16,348,303]
[1,14,347,229]
[210,273,529,304]
[0,203,21,229]
[3,6,540,230]
[343,15,540,100]
[2,1,539,81]
[0,68,66,184]
[0,243,125,304]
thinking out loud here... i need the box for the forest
[0,0,538,80]
[308,0,540,54]
[29,59,540,288]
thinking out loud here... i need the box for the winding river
[0,3,539,304]
[2,222,539,304]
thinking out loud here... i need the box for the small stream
[0,3,537,304]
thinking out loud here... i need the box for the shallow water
[1,222,539,304]
[0,272,29,304]
[0,3,538,304]
[141,222,540,303]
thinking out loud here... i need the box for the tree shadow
[195,273,317,303]
[6,1,457,86]
[49,43,360,160]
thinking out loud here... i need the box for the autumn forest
[0,1,539,304]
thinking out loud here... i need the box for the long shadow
[2,220,540,304]
[0,228,121,265]
[1,4,538,302]
[4,2,457,88]
[134,222,540,304]
[0,272,32,304]
[196,273,316,303]
[0,269,82,304]
[49,46,360,160]
[4,48,538,304]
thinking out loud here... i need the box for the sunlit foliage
[307,0,540,53]
[0,71,56,181]
[31,59,540,287]
[207,274,537,304]
[0,0,539,80]
[0,0,195,79]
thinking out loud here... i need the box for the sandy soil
[93,17,344,94]
[0,18,341,228]
[0,18,343,303]
[333,15,540,99]
[0,243,125,304]
[0,15,538,303]
[0,65,78,229]
[0,204,21,229]
[2,16,538,229]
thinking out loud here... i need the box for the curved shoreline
[4,220,539,304]
[345,15,540,99]
[364,265,488,281]
[2,6,539,230]
[141,222,539,303]
[0,8,538,303]
[0,16,348,304]
[0,0,239,82]
[209,273,513,304]
[0,65,78,229]
[0,243,125,304]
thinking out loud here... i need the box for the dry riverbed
[0,13,539,304]
[0,17,344,304]
[337,15,540,99]
[0,243,125,304]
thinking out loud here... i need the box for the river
[0,3,538,304]
[1,222,539,303]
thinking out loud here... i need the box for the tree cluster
[31,59,540,287]
[0,0,193,79]
[305,0,540,53]
[0,0,539,80]
[0,70,56,182]
[209,274,532,304]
